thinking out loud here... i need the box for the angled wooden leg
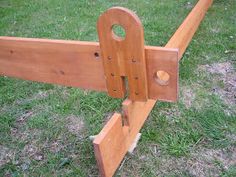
[93,99,155,177]
[93,113,127,177]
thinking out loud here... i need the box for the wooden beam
[0,37,178,102]
[0,37,106,91]
[93,113,126,177]
[93,0,213,176]
[166,0,213,59]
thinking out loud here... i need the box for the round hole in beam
[154,70,170,86]
[94,52,99,58]
[112,24,126,41]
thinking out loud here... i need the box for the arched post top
[97,7,148,101]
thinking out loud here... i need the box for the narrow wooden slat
[93,113,127,177]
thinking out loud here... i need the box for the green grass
[1,0,236,176]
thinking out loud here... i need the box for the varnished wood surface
[166,0,213,59]
[97,7,148,101]
[0,37,107,91]
[0,37,178,101]
[93,0,213,176]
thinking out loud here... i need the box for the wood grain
[0,37,106,91]
[0,37,178,101]
[146,46,178,102]
[93,113,127,177]
[97,7,148,101]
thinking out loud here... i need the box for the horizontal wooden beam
[0,37,106,91]
[93,0,213,176]
[0,37,178,102]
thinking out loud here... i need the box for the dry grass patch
[0,146,13,168]
[180,85,196,109]
[118,144,236,177]
[66,115,85,137]
[198,62,236,113]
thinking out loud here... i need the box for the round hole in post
[154,70,170,86]
[112,24,126,41]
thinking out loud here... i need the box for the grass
[0,0,236,176]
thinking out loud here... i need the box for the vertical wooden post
[97,7,148,101]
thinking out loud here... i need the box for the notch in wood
[97,7,148,101]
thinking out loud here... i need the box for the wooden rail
[0,37,178,102]
[93,0,213,176]
[166,0,213,59]
[0,38,106,91]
